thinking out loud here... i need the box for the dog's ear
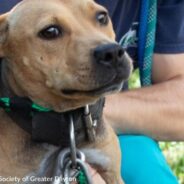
[0,13,9,57]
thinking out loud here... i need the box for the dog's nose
[93,44,124,67]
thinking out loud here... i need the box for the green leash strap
[141,0,158,86]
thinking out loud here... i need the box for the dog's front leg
[83,123,124,184]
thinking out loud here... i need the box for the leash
[57,116,92,184]
[138,0,157,86]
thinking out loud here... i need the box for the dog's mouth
[61,76,124,96]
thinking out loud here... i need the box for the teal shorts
[118,135,179,184]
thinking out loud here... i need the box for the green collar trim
[0,97,52,113]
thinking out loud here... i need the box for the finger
[87,165,106,184]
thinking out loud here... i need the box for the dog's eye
[39,26,62,40]
[96,11,109,26]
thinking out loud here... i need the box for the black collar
[4,97,105,146]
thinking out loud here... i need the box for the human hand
[87,164,106,184]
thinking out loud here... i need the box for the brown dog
[0,0,132,183]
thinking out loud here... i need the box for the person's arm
[104,53,184,141]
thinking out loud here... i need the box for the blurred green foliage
[160,142,184,184]
[128,69,184,184]
[128,69,141,89]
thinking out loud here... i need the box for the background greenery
[128,70,184,184]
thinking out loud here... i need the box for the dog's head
[0,0,132,112]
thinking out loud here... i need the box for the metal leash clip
[57,115,93,184]
[84,105,97,142]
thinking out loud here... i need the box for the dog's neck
[0,59,106,178]
[0,59,105,147]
